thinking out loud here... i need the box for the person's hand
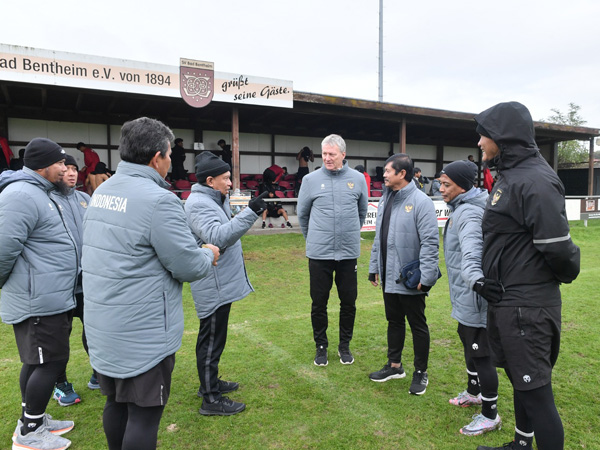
[368,273,379,287]
[248,191,269,214]
[473,278,504,303]
[203,244,220,266]
[418,283,432,293]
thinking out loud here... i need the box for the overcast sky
[2,0,599,133]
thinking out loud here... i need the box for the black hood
[474,101,538,169]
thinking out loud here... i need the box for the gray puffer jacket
[443,187,488,327]
[297,162,368,260]
[82,162,215,378]
[0,168,77,324]
[369,182,439,294]
[184,184,257,319]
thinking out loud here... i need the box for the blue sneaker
[87,374,100,390]
[53,382,81,406]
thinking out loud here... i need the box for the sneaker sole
[409,380,429,395]
[56,398,81,407]
[460,421,502,436]
[337,351,354,365]
[369,372,406,382]
[313,360,328,366]
[198,405,246,416]
[87,383,101,390]
[13,443,71,450]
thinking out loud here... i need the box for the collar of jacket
[385,178,417,202]
[321,161,349,176]
[192,183,226,203]
[115,161,171,189]
[496,144,539,170]
[447,186,482,211]
[22,166,57,192]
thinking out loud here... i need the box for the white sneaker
[12,424,71,449]
[13,415,73,441]
[449,390,482,407]
[460,413,502,436]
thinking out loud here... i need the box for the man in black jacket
[473,102,580,450]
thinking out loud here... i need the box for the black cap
[64,154,78,170]
[24,138,67,170]
[195,152,231,184]
[441,160,478,192]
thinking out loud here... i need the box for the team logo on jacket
[405,204,413,213]
[80,200,88,208]
[347,182,355,189]
[472,343,479,351]
[491,188,503,206]
[180,58,214,108]
[523,374,531,383]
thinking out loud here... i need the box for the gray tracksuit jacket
[297,162,368,260]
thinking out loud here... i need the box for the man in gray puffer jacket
[0,138,77,449]
[368,153,439,396]
[297,134,368,367]
[440,160,501,438]
[82,117,219,450]
[185,151,267,417]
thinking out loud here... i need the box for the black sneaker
[477,442,524,450]
[338,347,354,365]
[369,363,406,382]
[286,222,293,228]
[409,370,429,395]
[262,221,266,229]
[199,397,246,416]
[197,379,239,397]
[314,345,328,366]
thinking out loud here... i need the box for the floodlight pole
[378,0,383,102]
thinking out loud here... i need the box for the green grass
[1,221,599,449]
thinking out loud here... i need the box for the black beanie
[24,138,67,170]
[441,160,478,192]
[195,152,231,183]
[64,154,78,170]
[476,123,492,139]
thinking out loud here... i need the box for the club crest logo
[405,204,414,213]
[80,200,88,208]
[472,343,479,351]
[523,374,531,383]
[491,188,503,206]
[347,182,354,189]
[180,58,214,108]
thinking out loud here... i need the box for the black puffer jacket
[475,102,580,307]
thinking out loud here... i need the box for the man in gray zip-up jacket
[82,117,219,450]
[0,138,77,449]
[297,134,368,367]
[440,160,501,437]
[185,151,266,417]
[368,153,439,396]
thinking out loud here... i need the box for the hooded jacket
[297,162,368,260]
[0,168,78,324]
[474,102,580,307]
[184,183,257,319]
[369,181,440,295]
[443,187,488,327]
[82,161,215,378]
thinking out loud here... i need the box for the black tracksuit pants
[196,303,231,403]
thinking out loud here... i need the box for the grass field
[0,221,598,449]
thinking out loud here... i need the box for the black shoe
[477,442,523,450]
[338,347,354,365]
[199,397,246,416]
[369,363,406,382]
[262,221,266,229]
[286,222,292,228]
[197,379,240,397]
[314,345,328,366]
[409,370,429,395]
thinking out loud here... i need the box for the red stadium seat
[371,190,383,197]
[174,179,192,191]
[245,180,259,190]
[274,190,285,198]
[188,173,197,182]
[372,181,383,190]
[181,191,191,200]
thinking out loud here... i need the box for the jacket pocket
[162,291,169,332]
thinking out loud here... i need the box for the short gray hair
[321,134,346,154]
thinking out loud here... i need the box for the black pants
[383,292,430,371]
[308,258,357,349]
[196,303,232,403]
